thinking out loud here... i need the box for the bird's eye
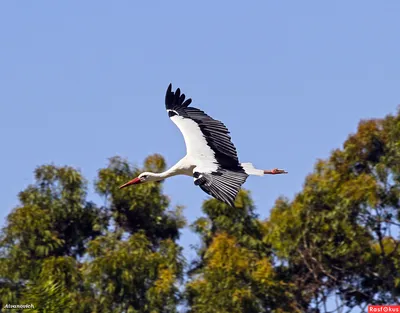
[141,175,148,179]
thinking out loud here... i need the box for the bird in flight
[119,84,287,207]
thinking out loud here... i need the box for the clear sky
[1,0,399,302]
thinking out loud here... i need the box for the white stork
[119,84,287,207]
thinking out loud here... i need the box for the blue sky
[1,0,399,301]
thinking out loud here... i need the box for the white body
[156,157,264,179]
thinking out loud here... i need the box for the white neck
[146,158,189,181]
[149,167,180,180]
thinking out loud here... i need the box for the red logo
[368,306,400,312]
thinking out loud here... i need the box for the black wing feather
[194,169,248,207]
[165,83,192,110]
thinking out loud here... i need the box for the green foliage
[0,155,184,312]
[85,231,183,313]
[187,191,298,313]
[0,165,107,311]
[21,256,80,313]
[87,154,185,312]
[95,155,185,243]
[265,110,400,311]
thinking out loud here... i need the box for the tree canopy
[1,155,185,313]
[1,109,399,312]
[265,110,400,311]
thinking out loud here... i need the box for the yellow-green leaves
[187,192,296,313]
[264,110,400,310]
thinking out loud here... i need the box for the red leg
[264,168,288,175]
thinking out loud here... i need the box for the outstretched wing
[193,169,248,207]
[165,83,243,171]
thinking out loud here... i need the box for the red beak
[119,177,141,189]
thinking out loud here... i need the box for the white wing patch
[170,115,218,173]
[167,109,178,116]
